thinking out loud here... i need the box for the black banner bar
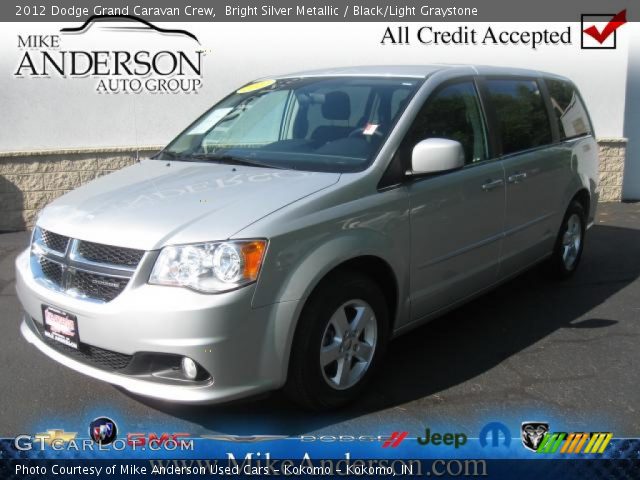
[4,0,638,22]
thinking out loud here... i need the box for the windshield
[159,76,421,173]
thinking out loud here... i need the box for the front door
[404,80,506,321]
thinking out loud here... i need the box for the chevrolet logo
[34,429,77,445]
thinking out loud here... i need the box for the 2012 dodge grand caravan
[16,65,598,409]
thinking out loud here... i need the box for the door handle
[481,179,504,191]
[508,172,528,184]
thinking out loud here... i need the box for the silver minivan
[16,65,599,409]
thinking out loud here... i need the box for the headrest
[322,91,351,121]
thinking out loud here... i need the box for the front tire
[547,200,586,279]
[285,270,389,410]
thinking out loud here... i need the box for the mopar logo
[91,278,120,288]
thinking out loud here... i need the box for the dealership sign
[14,15,205,94]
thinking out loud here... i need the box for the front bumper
[16,249,299,404]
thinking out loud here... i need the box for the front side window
[485,79,552,155]
[545,79,593,140]
[161,77,420,173]
[402,81,488,165]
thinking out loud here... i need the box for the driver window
[405,81,488,166]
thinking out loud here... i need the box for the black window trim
[378,73,597,192]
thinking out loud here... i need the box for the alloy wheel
[562,213,583,270]
[319,299,377,390]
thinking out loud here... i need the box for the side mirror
[408,138,465,175]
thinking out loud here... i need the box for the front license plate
[42,305,80,349]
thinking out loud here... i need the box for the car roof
[262,64,570,82]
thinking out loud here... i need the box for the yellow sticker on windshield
[236,79,276,94]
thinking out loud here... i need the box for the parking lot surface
[1,202,638,437]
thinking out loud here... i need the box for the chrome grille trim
[32,228,68,258]
[39,229,70,254]
[30,226,145,303]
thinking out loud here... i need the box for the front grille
[34,320,133,371]
[77,241,144,267]
[41,229,70,253]
[69,270,129,303]
[39,257,63,285]
[32,227,144,303]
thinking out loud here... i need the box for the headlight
[149,240,267,293]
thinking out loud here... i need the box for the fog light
[181,357,198,380]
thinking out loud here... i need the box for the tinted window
[405,82,488,165]
[546,79,592,139]
[486,79,552,155]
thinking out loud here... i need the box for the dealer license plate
[42,305,80,350]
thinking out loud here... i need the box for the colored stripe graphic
[537,432,613,454]
[382,431,408,448]
[560,433,576,453]
[573,433,589,453]
[585,433,613,454]
[538,433,566,453]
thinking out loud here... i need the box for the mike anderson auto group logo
[14,15,205,94]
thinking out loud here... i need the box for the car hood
[37,160,340,250]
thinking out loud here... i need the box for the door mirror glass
[409,138,465,175]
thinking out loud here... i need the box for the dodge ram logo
[521,422,549,452]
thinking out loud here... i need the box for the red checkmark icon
[583,9,627,44]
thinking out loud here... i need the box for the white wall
[623,26,640,200]
[0,22,632,152]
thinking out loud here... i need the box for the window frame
[378,76,497,190]
[541,77,595,142]
[477,75,556,158]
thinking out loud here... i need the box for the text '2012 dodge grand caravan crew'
[16,65,598,409]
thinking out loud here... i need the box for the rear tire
[546,200,586,279]
[284,270,389,410]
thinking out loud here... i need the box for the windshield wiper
[155,150,189,161]
[189,154,289,170]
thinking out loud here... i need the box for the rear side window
[485,79,552,155]
[545,79,592,139]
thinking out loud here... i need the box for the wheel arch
[572,188,591,218]
[284,255,398,404]
[250,205,410,388]
[311,255,400,333]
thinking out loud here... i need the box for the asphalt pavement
[1,202,639,438]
